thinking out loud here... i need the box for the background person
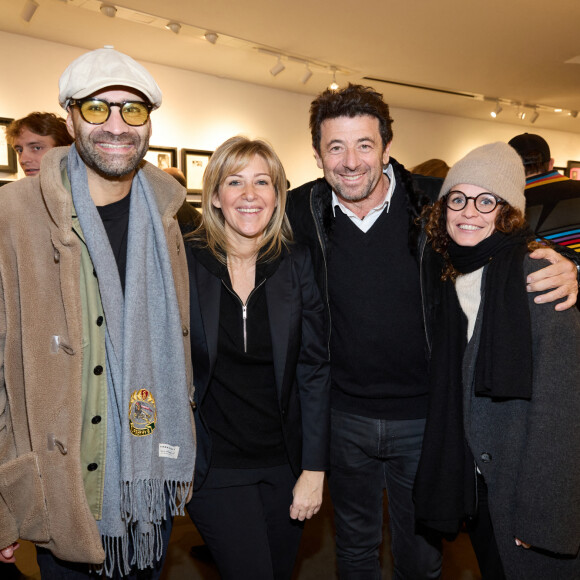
[508,132,580,254]
[184,136,330,580]
[163,166,187,187]
[163,166,203,231]
[415,142,580,579]
[6,111,73,176]
[410,158,450,178]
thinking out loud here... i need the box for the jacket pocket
[0,452,50,542]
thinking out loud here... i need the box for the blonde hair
[187,136,292,263]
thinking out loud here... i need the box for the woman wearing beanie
[413,142,580,579]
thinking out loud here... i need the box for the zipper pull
[242,304,248,352]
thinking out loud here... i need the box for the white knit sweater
[454,267,484,341]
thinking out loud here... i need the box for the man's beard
[333,180,376,203]
[75,130,149,178]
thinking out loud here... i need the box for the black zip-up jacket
[286,157,442,357]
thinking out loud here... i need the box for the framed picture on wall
[182,149,212,193]
[144,145,178,170]
[0,118,17,173]
[186,193,202,207]
[566,160,580,180]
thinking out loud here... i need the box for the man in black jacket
[286,85,578,579]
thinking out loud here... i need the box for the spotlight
[270,57,285,77]
[518,110,526,120]
[570,111,578,118]
[530,109,539,124]
[204,32,218,44]
[100,3,117,18]
[166,21,181,34]
[490,102,502,118]
[329,67,339,91]
[21,0,39,22]
[301,65,313,85]
[554,108,563,113]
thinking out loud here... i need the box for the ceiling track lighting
[21,0,39,22]
[100,3,117,18]
[63,3,351,89]
[270,56,285,77]
[165,21,181,34]
[484,96,578,123]
[301,64,313,85]
[204,31,218,44]
[329,67,339,91]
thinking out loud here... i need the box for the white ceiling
[3,0,580,132]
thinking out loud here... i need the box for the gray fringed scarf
[68,146,195,576]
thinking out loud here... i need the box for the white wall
[391,108,580,170]
[4,30,580,185]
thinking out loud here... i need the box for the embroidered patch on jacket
[129,389,157,436]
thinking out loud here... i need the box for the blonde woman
[184,136,330,580]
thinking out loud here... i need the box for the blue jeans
[328,409,441,580]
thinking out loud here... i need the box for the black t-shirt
[97,192,131,292]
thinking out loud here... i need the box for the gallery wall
[3,30,580,186]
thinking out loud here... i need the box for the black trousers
[467,474,506,580]
[186,464,304,580]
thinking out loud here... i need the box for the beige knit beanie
[439,142,526,214]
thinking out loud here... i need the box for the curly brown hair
[421,198,542,280]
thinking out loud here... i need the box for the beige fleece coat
[0,146,194,564]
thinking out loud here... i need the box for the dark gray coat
[462,256,580,579]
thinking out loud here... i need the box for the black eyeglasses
[445,190,506,214]
[69,98,153,127]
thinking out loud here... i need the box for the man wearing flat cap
[0,47,196,578]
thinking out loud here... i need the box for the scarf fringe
[120,479,192,522]
[93,526,159,577]
[130,522,163,571]
[92,481,193,577]
[91,533,131,577]
[166,479,192,516]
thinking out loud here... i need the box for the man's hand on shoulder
[527,248,578,311]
